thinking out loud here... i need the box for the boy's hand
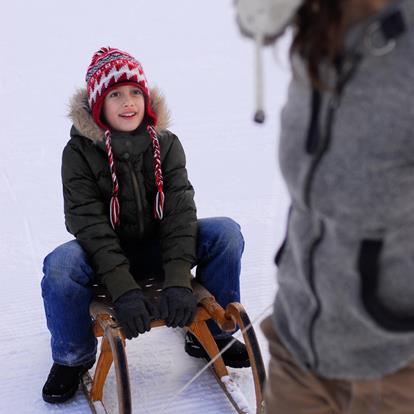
[159,287,197,328]
[114,289,156,339]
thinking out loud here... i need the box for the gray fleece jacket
[274,0,414,379]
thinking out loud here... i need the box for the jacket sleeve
[62,142,140,301]
[158,133,197,290]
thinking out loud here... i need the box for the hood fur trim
[68,87,171,142]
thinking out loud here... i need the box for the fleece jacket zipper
[304,93,338,208]
[304,53,363,208]
[302,56,362,369]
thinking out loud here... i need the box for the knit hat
[86,47,164,229]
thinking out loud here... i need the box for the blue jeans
[41,217,244,366]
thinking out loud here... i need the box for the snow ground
[0,1,291,412]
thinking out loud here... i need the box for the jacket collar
[344,0,414,55]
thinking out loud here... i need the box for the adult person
[236,0,414,412]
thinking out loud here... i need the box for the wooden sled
[82,278,266,414]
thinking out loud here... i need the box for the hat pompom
[90,46,111,66]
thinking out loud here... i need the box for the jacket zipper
[304,54,362,208]
[303,56,362,369]
[307,222,324,369]
[127,160,145,238]
[304,95,338,207]
[303,66,350,369]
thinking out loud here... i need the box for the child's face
[102,84,145,132]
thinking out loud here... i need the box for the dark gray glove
[159,287,197,328]
[114,289,157,339]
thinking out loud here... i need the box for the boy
[41,47,249,404]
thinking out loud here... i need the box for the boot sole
[42,384,79,404]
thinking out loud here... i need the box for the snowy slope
[0,1,291,412]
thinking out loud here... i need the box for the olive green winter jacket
[63,88,197,301]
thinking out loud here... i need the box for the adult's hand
[114,289,157,339]
[159,287,197,328]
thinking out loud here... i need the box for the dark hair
[291,1,346,86]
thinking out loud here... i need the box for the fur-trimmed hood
[68,87,171,142]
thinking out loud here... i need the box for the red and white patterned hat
[86,46,157,130]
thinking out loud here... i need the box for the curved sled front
[86,291,132,414]
[189,282,266,414]
[225,303,266,414]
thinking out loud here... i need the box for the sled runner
[82,278,266,414]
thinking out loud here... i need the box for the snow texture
[0,0,290,412]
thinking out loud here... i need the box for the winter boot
[42,360,95,403]
[185,332,250,368]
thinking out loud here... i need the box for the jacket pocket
[359,239,414,332]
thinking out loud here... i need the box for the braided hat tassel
[104,130,121,229]
[147,125,165,220]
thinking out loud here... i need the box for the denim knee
[42,240,94,292]
[211,217,244,255]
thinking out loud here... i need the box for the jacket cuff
[101,265,141,302]
[163,260,193,290]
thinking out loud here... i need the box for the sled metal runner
[83,279,266,414]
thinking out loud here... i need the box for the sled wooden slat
[188,319,229,378]
[90,335,113,401]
